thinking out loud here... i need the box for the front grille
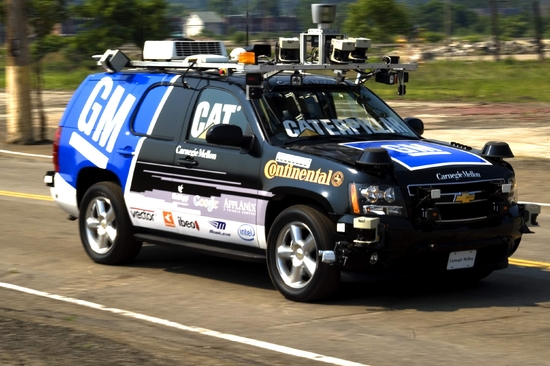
[174,41,224,57]
[408,179,505,224]
[435,200,491,222]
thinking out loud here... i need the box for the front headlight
[350,183,406,216]
[361,186,397,204]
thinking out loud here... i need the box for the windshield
[256,85,417,144]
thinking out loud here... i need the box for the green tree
[411,0,479,34]
[500,14,530,38]
[69,0,172,60]
[27,0,67,141]
[342,0,411,43]
[132,0,172,48]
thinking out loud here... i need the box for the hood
[287,139,506,182]
[289,140,491,168]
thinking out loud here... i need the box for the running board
[134,233,266,263]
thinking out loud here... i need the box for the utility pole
[490,0,500,62]
[444,0,451,58]
[533,0,544,61]
[6,0,34,144]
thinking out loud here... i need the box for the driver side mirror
[206,124,255,152]
[404,117,424,136]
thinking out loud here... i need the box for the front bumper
[326,207,532,275]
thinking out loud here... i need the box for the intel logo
[238,224,255,241]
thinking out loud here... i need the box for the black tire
[79,182,142,265]
[267,205,340,302]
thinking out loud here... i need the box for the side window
[187,88,248,143]
[133,85,189,139]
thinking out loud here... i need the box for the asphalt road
[1,92,550,365]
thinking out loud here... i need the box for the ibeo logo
[177,217,200,230]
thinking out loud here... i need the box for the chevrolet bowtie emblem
[455,192,475,203]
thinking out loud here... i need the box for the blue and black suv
[44,18,539,301]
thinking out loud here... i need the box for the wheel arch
[264,187,334,240]
[76,168,122,209]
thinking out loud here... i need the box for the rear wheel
[267,205,340,302]
[79,182,142,264]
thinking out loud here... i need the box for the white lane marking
[0,150,52,159]
[0,282,368,366]
[519,201,550,207]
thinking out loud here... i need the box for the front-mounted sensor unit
[245,73,264,100]
[245,73,263,86]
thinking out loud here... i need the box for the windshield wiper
[283,134,364,145]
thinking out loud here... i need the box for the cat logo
[454,192,475,203]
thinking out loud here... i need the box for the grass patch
[369,58,550,103]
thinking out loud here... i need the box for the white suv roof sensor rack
[95,4,417,96]
[97,42,417,74]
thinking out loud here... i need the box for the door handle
[177,157,199,167]
[117,146,135,157]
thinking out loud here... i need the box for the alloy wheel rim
[85,196,117,254]
[275,221,318,289]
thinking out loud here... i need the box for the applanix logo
[70,76,136,169]
[223,198,256,216]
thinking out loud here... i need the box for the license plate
[447,250,476,270]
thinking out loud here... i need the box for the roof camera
[311,4,336,27]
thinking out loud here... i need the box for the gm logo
[70,76,136,168]
[238,224,255,241]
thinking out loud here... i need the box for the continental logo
[264,160,344,187]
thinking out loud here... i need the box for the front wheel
[79,182,142,265]
[267,205,340,302]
